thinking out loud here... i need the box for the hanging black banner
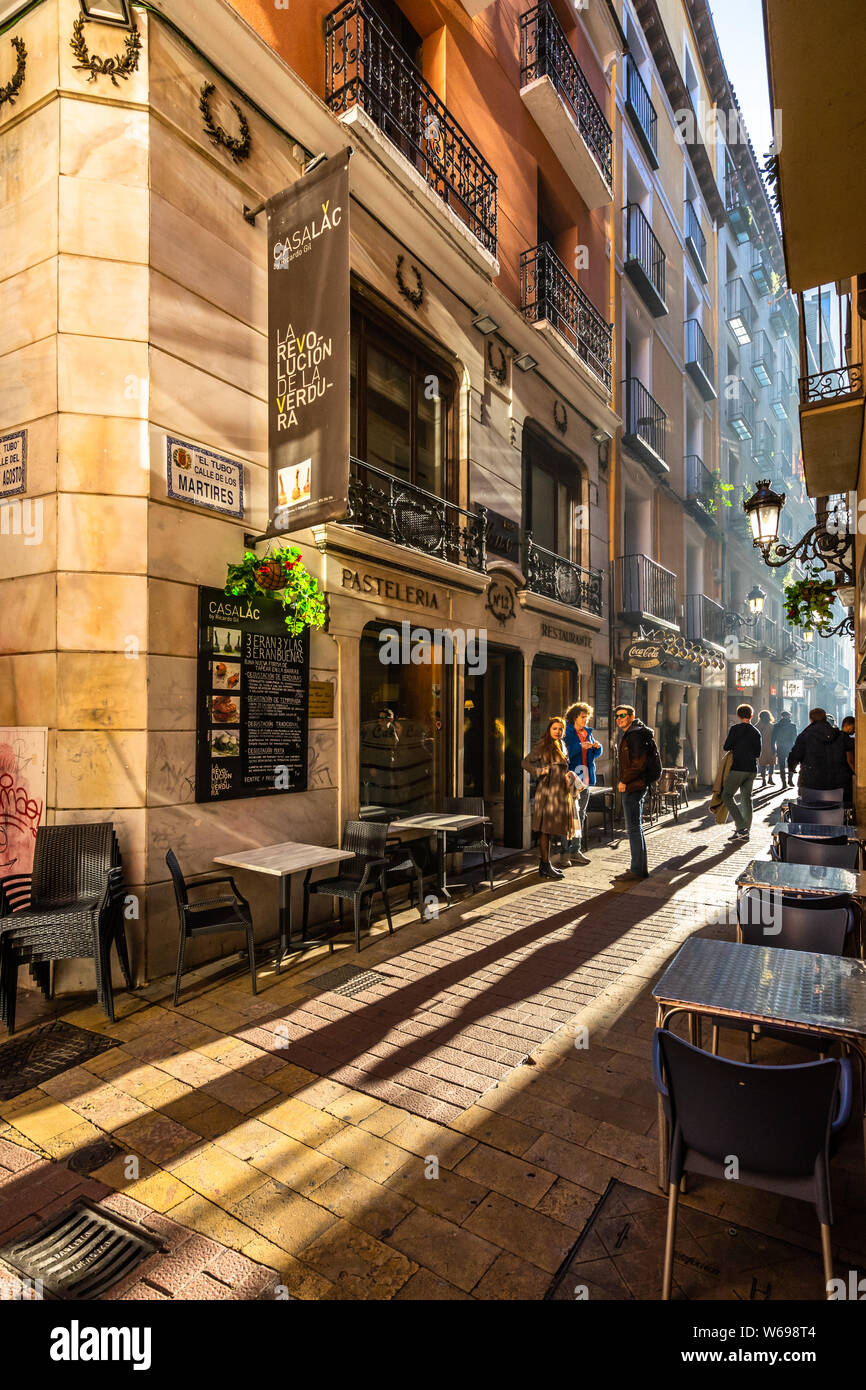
[195,587,309,802]
[267,148,352,534]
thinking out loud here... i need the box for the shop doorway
[530,654,580,747]
[359,622,450,815]
[463,646,523,847]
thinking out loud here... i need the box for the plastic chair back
[784,838,859,869]
[789,804,846,825]
[444,797,485,817]
[32,823,117,906]
[738,889,849,954]
[799,788,845,805]
[165,848,189,907]
[342,820,388,877]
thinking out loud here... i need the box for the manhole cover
[312,965,390,997]
[0,1200,161,1300]
[65,1140,124,1176]
[0,1022,120,1102]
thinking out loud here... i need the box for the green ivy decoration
[0,36,26,111]
[783,566,837,630]
[706,474,734,514]
[225,547,326,636]
[70,15,142,86]
[200,81,251,164]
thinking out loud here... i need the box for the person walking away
[561,702,603,866]
[614,705,660,882]
[756,709,775,788]
[722,704,762,842]
[788,708,850,796]
[841,715,856,808]
[772,710,796,789]
[522,716,576,879]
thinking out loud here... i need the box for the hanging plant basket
[783,568,836,631]
[225,546,326,635]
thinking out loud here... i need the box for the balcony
[622,377,668,475]
[624,203,667,317]
[799,360,866,495]
[751,418,776,468]
[726,278,756,345]
[324,0,497,258]
[520,2,613,209]
[684,455,717,527]
[753,614,778,657]
[770,371,790,420]
[344,458,487,571]
[685,593,726,648]
[524,536,603,615]
[618,553,677,628]
[727,380,756,440]
[777,426,793,475]
[684,319,716,401]
[520,242,612,391]
[624,55,659,169]
[751,330,773,389]
[684,199,708,284]
[725,171,754,243]
[770,293,798,340]
[750,244,774,297]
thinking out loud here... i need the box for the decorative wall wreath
[70,15,141,86]
[200,81,251,164]
[396,255,423,309]
[553,400,568,435]
[0,36,26,111]
[487,340,507,386]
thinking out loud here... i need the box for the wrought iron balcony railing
[623,376,667,472]
[685,593,726,646]
[524,535,603,615]
[751,329,773,389]
[684,319,716,400]
[344,457,487,570]
[727,379,756,440]
[726,278,756,345]
[750,243,774,296]
[800,362,865,405]
[520,1,612,191]
[624,202,667,316]
[325,0,498,255]
[769,293,798,339]
[618,553,677,626]
[770,370,790,420]
[684,454,716,519]
[625,55,658,167]
[684,199,707,281]
[778,426,793,473]
[725,170,754,242]
[520,242,612,390]
[751,418,775,467]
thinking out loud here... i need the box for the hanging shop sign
[623,639,664,668]
[166,436,244,518]
[782,679,804,698]
[735,662,761,689]
[0,429,26,499]
[268,148,351,533]
[195,587,309,802]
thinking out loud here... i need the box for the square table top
[388,813,490,832]
[213,842,356,877]
[653,936,866,1037]
[736,858,866,898]
[773,822,863,842]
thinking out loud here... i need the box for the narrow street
[2,787,863,1301]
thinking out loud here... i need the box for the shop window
[350,307,454,498]
[530,654,579,748]
[359,622,449,814]
[523,423,585,562]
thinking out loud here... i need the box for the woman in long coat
[757,708,775,787]
[522,715,576,879]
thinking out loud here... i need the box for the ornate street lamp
[746,584,766,616]
[742,480,854,586]
[743,479,785,548]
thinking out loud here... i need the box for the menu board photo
[195,587,309,802]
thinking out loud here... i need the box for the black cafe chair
[303,820,393,954]
[798,788,846,805]
[784,838,859,870]
[166,849,256,1005]
[443,797,494,891]
[788,804,846,825]
[653,1029,852,1300]
[774,832,849,864]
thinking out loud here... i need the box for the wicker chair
[0,823,130,1035]
[302,821,393,953]
[166,850,257,1006]
[443,797,494,890]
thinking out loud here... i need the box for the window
[523,424,585,561]
[350,306,455,497]
[359,621,449,814]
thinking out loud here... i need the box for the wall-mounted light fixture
[0,1,36,25]
[472,314,499,335]
[513,353,538,373]
[79,0,133,23]
[592,427,611,469]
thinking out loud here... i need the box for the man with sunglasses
[613,704,658,882]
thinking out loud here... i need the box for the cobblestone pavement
[1,783,864,1300]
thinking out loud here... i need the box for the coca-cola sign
[623,640,663,668]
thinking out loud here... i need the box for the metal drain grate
[312,964,390,997]
[65,1139,124,1177]
[0,1022,120,1102]
[0,1200,161,1300]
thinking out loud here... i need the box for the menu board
[195,586,309,802]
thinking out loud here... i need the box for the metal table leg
[437,830,451,905]
[276,873,292,975]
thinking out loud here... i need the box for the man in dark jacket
[771,710,797,789]
[841,715,855,807]
[788,709,851,793]
[722,704,762,842]
[613,705,657,882]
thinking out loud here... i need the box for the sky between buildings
[708,0,774,164]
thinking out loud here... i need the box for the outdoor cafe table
[213,841,355,972]
[772,822,865,867]
[735,858,866,900]
[652,936,866,1190]
[387,812,491,905]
